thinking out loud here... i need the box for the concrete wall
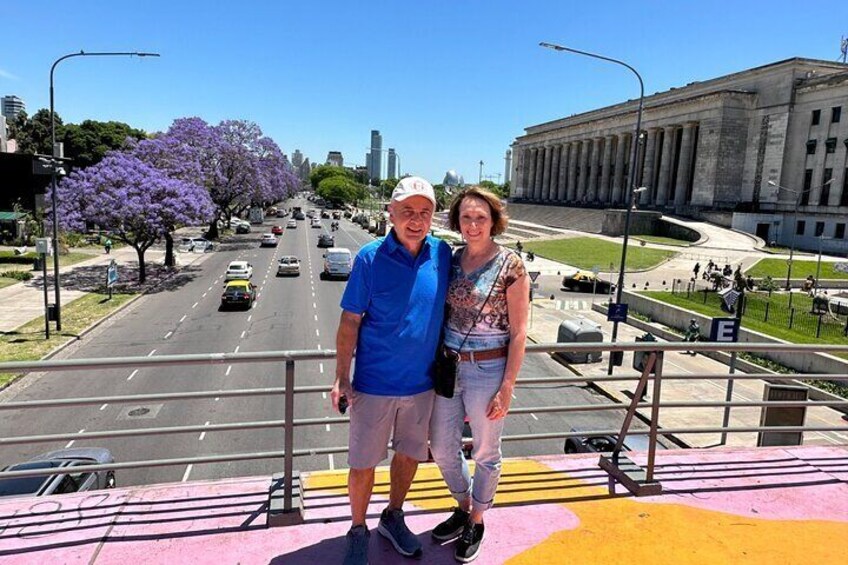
[601,210,662,237]
[622,290,848,375]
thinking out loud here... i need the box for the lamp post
[540,41,644,375]
[767,178,833,290]
[479,160,484,184]
[49,50,160,330]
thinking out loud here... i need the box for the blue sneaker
[377,508,422,558]
[343,525,370,565]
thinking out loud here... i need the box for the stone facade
[511,58,848,254]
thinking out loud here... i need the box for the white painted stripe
[179,315,187,323]
[234,345,240,353]
[319,363,324,374]
[314,314,318,322]
[148,349,156,357]
[192,302,199,308]
[313,302,317,309]
[247,315,252,322]
[199,422,210,441]
[312,292,315,298]
[315,329,320,337]
[208,286,213,292]
[226,365,232,376]
[100,404,108,411]
[326,423,331,432]
[530,413,539,421]
[182,465,193,482]
[65,440,75,448]
[164,331,173,340]
[317,344,322,350]
[127,369,139,381]
[511,393,516,400]
[240,330,246,339]
[322,392,327,399]
[328,454,335,470]
[202,292,207,298]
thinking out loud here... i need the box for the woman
[430,186,529,563]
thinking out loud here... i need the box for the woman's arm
[486,269,530,419]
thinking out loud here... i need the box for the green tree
[62,120,147,169]
[309,164,351,189]
[317,175,367,206]
[7,109,64,155]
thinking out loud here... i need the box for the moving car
[0,447,116,499]
[318,234,335,248]
[221,279,257,310]
[561,269,613,293]
[321,210,330,219]
[178,238,214,253]
[294,212,306,220]
[276,256,301,276]
[271,225,283,235]
[225,261,253,280]
[286,219,297,229]
[332,211,342,220]
[322,247,352,280]
[564,430,666,454]
[310,218,322,228]
[276,209,288,218]
[260,233,278,247]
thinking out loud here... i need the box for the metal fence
[672,279,848,340]
[0,342,847,525]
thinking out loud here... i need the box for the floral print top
[443,246,526,352]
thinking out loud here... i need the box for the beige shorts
[348,389,435,469]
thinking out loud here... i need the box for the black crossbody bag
[433,253,507,398]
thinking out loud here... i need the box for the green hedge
[0,270,33,281]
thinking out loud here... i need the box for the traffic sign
[528,271,541,282]
[592,265,600,275]
[607,303,628,323]
[709,317,740,342]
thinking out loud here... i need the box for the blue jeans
[430,357,506,512]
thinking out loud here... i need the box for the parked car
[235,223,251,234]
[0,447,116,499]
[561,269,613,293]
[318,234,335,248]
[260,233,278,247]
[276,256,301,276]
[178,238,214,253]
[287,219,297,229]
[221,279,257,309]
[271,225,283,235]
[322,247,352,280]
[225,260,253,280]
[311,218,322,229]
[564,429,666,454]
[332,211,342,220]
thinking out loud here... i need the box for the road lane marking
[65,428,85,448]
[208,286,213,292]
[127,369,138,381]
[199,421,210,441]
[328,454,335,470]
[240,330,246,339]
[317,344,322,350]
[315,329,320,337]
[192,302,199,308]
[179,315,187,323]
[148,349,157,356]
[312,292,315,298]
[322,392,327,399]
[226,365,232,376]
[164,331,173,340]
[100,404,108,411]
[530,413,539,421]
[313,302,317,309]
[202,292,207,298]
[511,393,516,400]
[247,315,252,322]
[319,363,324,374]
[182,465,193,482]
[234,345,240,353]
[314,314,318,322]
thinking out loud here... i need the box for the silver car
[277,256,301,276]
[0,447,116,499]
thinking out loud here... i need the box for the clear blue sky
[3,1,847,185]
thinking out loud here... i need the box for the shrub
[0,270,33,281]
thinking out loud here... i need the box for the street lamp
[767,178,833,290]
[49,50,160,330]
[540,41,644,375]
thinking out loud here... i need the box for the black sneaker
[454,521,485,563]
[431,507,470,542]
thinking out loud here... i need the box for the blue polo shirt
[340,230,451,396]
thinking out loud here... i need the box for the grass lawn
[0,250,98,271]
[632,235,692,247]
[747,258,848,280]
[0,291,138,388]
[518,237,676,271]
[0,278,19,290]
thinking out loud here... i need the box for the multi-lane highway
[0,199,629,488]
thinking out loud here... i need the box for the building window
[825,138,837,153]
[806,140,817,155]
[815,221,825,237]
[832,106,842,123]
[801,169,812,205]
[835,223,846,239]
[820,168,833,205]
[812,109,821,125]
[796,220,806,236]
[842,169,848,207]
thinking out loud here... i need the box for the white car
[287,219,297,229]
[277,256,301,276]
[260,233,278,247]
[225,261,253,280]
[179,237,214,253]
[322,247,352,280]
[310,218,322,229]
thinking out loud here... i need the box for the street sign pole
[712,294,745,446]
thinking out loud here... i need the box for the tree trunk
[164,232,175,267]
[206,220,219,240]
[136,246,146,284]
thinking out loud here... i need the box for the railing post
[284,359,295,511]
[764,302,770,322]
[816,315,823,339]
[646,351,664,483]
[789,307,795,329]
[269,358,303,526]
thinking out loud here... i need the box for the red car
[271,225,283,235]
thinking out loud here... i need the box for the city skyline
[2,1,846,185]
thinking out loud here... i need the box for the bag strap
[456,248,508,353]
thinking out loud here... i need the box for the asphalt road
[0,199,636,488]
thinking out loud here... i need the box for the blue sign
[607,303,628,323]
[709,317,740,342]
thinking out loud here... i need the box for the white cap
[391,176,436,207]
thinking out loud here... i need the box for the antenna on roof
[840,36,848,63]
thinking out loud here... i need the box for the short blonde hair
[447,186,508,236]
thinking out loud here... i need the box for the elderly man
[333,177,452,564]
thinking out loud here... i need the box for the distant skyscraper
[299,158,311,183]
[369,130,382,183]
[292,149,304,169]
[387,148,397,179]
[326,151,344,167]
[1,95,25,121]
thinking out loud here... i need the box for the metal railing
[1,341,847,524]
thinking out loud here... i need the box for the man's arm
[332,310,362,410]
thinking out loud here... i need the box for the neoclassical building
[511,57,848,254]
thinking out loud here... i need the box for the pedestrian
[104,238,112,255]
[430,186,529,563]
[515,240,523,256]
[706,259,715,273]
[333,177,452,565]
[684,318,700,355]
[693,262,701,279]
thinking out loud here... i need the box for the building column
[520,148,531,199]
[611,133,627,204]
[556,143,568,201]
[533,147,544,200]
[674,122,697,209]
[586,138,600,202]
[541,146,552,200]
[549,144,561,201]
[527,148,538,200]
[599,134,614,204]
[578,139,591,202]
[567,142,579,202]
[655,126,675,207]
[639,129,658,205]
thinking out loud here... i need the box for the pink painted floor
[1,446,847,564]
